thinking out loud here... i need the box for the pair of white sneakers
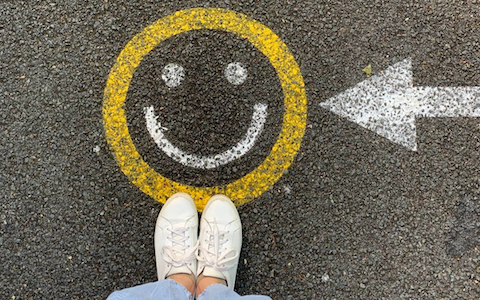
[154,193,242,290]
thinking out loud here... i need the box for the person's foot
[155,193,198,282]
[196,194,242,291]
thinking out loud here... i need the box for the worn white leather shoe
[155,192,198,280]
[196,194,242,289]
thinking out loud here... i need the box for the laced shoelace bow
[162,226,198,268]
[197,219,238,272]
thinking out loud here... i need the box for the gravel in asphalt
[1,1,479,299]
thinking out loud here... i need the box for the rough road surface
[1,1,479,299]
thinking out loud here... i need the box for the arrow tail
[416,86,480,118]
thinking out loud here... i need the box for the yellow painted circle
[103,8,307,211]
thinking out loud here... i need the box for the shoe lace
[162,226,197,268]
[197,220,238,272]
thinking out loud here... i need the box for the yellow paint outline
[103,8,307,211]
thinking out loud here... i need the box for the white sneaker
[196,194,242,289]
[155,192,198,280]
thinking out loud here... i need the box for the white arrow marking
[320,58,480,151]
[144,103,268,169]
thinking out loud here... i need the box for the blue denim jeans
[107,279,271,300]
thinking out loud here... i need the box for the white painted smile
[144,103,267,169]
[143,62,267,169]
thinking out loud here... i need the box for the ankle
[168,273,195,295]
[196,274,227,295]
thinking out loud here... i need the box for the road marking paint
[225,62,248,85]
[162,63,185,88]
[103,8,307,210]
[321,58,480,151]
[144,103,268,169]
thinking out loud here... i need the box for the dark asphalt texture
[1,0,480,299]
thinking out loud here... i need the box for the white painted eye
[225,62,247,85]
[162,63,185,88]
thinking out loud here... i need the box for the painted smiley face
[126,30,284,186]
[103,8,307,208]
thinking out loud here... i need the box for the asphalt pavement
[1,0,479,299]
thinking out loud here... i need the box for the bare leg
[196,274,227,296]
[168,273,195,296]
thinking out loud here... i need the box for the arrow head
[320,58,419,151]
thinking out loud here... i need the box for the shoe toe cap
[159,193,197,223]
[203,195,241,225]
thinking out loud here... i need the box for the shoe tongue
[200,265,226,281]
